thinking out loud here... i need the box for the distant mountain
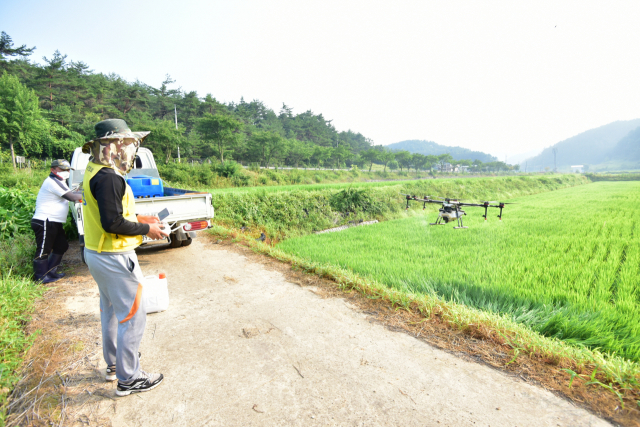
[610,126,640,162]
[522,119,640,171]
[386,140,497,163]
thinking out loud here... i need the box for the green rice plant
[278,182,640,362]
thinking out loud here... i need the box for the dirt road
[62,235,609,427]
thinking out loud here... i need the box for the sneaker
[105,352,142,382]
[106,365,117,381]
[116,370,163,396]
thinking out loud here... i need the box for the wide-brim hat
[82,119,150,154]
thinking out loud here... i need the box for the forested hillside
[610,126,640,162]
[0,32,519,173]
[0,32,374,168]
[523,119,640,171]
[386,140,497,163]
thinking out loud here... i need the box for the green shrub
[266,170,285,184]
[329,187,386,215]
[196,165,215,185]
[215,160,241,178]
[288,170,303,184]
[0,186,37,240]
[231,173,250,187]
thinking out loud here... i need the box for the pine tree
[0,32,35,60]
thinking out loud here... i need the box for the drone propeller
[477,202,517,220]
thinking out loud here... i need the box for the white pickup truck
[68,147,214,262]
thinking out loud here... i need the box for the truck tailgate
[134,193,214,223]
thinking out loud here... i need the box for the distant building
[438,163,467,173]
[439,163,453,172]
[571,165,584,173]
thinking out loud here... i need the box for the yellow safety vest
[82,162,143,253]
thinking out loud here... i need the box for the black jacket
[89,168,150,236]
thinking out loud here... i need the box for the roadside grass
[0,166,48,190]
[0,184,44,425]
[208,223,640,410]
[0,273,43,425]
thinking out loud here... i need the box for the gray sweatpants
[85,248,146,382]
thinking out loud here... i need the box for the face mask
[58,171,70,180]
[87,138,140,175]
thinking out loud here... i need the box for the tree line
[0,32,516,173]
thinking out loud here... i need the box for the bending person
[31,159,82,283]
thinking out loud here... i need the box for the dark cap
[51,159,73,171]
[95,119,131,139]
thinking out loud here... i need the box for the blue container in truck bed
[127,175,164,198]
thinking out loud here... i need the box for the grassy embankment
[585,172,640,181]
[208,174,587,241]
[157,160,522,190]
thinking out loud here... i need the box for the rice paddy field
[277,181,640,362]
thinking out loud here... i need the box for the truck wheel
[181,235,193,247]
[169,233,182,248]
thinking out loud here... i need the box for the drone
[401,194,515,229]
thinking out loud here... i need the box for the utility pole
[552,147,557,172]
[175,105,181,163]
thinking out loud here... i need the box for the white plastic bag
[143,273,169,313]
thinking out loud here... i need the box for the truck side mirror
[135,156,143,169]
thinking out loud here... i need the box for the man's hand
[138,215,160,224]
[146,223,170,240]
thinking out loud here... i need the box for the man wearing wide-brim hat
[31,159,83,283]
[81,118,166,396]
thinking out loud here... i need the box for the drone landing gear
[453,217,468,229]
[453,206,468,229]
[429,217,445,226]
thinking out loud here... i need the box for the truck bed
[135,187,214,224]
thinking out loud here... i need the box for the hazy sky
[2,1,639,160]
